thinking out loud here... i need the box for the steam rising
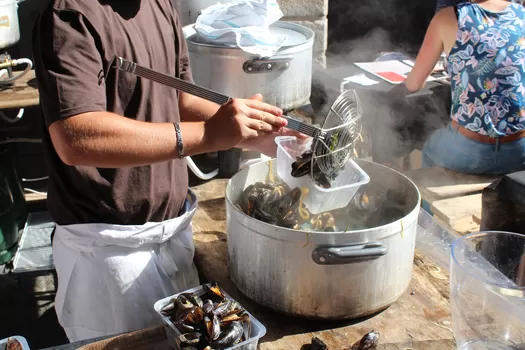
[310,0,446,166]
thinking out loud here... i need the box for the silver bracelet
[173,122,184,158]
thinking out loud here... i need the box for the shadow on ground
[0,272,68,348]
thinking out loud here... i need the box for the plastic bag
[194,0,286,57]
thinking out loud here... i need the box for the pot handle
[243,55,293,74]
[312,242,387,265]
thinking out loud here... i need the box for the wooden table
[0,70,39,110]
[75,327,455,350]
[403,167,498,235]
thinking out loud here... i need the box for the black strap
[50,226,56,243]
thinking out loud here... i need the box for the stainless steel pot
[225,159,421,319]
[0,0,20,49]
[183,22,314,111]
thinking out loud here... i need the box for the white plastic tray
[154,284,266,350]
[275,136,370,214]
[0,336,30,350]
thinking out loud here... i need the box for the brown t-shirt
[33,0,190,226]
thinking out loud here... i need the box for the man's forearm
[49,111,213,168]
[179,93,220,122]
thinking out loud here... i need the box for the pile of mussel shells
[236,181,311,230]
[235,180,369,232]
[161,282,251,349]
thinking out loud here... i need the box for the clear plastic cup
[450,231,525,350]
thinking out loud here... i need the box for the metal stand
[0,52,14,88]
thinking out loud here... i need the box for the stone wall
[277,0,328,67]
[173,0,328,67]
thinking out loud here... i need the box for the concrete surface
[277,0,328,18]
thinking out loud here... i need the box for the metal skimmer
[114,56,362,176]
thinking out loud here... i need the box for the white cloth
[194,0,286,57]
[52,191,200,342]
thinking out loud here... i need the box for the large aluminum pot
[0,0,20,49]
[225,159,421,319]
[183,22,314,111]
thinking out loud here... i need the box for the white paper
[343,73,379,86]
[195,0,286,57]
[402,59,415,67]
[355,60,412,75]
[354,60,447,84]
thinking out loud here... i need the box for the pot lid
[270,26,308,47]
[185,22,312,48]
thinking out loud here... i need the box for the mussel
[221,309,249,323]
[176,306,204,330]
[181,292,204,308]
[170,282,252,350]
[352,330,380,350]
[202,299,214,314]
[176,294,197,313]
[203,282,226,303]
[161,293,197,319]
[237,180,311,230]
[311,336,328,350]
[291,150,313,178]
[160,298,176,316]
[175,320,196,334]
[204,313,221,341]
[291,150,333,189]
[211,321,244,348]
[179,332,202,346]
[213,300,241,317]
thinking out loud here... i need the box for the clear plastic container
[154,284,266,350]
[275,136,370,214]
[0,336,30,349]
[451,231,525,350]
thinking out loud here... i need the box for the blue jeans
[422,123,525,175]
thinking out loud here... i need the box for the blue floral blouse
[448,2,525,137]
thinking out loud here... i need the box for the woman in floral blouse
[405,0,525,174]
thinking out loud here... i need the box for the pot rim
[182,21,315,53]
[225,159,421,237]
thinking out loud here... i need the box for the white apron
[52,191,200,342]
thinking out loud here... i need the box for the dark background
[327,0,436,57]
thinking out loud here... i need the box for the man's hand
[203,95,287,151]
[236,94,309,157]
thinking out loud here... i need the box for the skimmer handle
[114,56,323,139]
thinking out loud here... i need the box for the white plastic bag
[194,0,286,57]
